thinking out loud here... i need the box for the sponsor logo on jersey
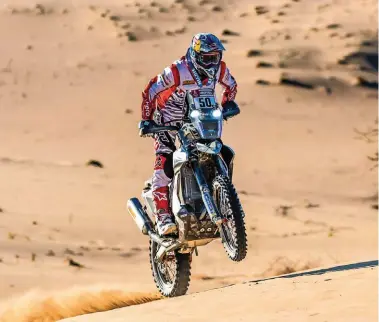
[186,51,203,88]
[154,155,164,170]
[183,79,196,85]
[191,67,203,87]
[153,191,168,201]
[143,103,151,117]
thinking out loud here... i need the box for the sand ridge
[59,261,378,322]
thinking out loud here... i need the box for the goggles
[197,52,221,66]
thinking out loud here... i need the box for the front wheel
[213,175,247,262]
[149,240,191,297]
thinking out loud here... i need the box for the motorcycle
[127,89,247,297]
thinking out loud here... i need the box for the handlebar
[138,120,179,137]
[150,125,178,133]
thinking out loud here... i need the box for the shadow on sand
[250,260,378,284]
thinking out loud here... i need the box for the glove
[222,101,240,120]
[138,120,157,138]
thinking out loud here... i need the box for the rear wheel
[212,175,247,262]
[149,240,191,297]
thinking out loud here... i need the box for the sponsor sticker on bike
[203,192,215,214]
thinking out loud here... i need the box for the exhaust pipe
[127,198,182,259]
[126,198,154,236]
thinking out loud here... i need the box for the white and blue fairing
[187,89,223,140]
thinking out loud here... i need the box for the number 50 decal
[198,97,213,107]
[194,96,216,109]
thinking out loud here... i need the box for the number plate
[193,96,217,109]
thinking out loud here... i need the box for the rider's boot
[153,186,177,236]
[156,209,177,236]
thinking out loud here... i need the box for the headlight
[212,109,222,118]
[190,110,200,118]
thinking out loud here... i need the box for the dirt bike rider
[139,33,239,236]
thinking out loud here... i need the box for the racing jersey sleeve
[218,61,237,105]
[141,64,180,120]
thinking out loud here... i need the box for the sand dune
[59,261,378,322]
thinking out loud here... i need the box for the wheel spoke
[213,175,246,260]
[166,263,176,282]
[157,254,177,284]
[150,240,191,297]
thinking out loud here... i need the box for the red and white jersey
[141,56,237,123]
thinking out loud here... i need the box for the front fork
[192,155,229,226]
[192,161,224,226]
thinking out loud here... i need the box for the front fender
[221,145,235,180]
[196,140,223,154]
[215,154,230,177]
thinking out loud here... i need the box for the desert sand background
[0,0,377,321]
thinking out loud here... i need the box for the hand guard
[222,101,240,120]
[138,120,157,138]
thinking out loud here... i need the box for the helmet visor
[197,52,221,66]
